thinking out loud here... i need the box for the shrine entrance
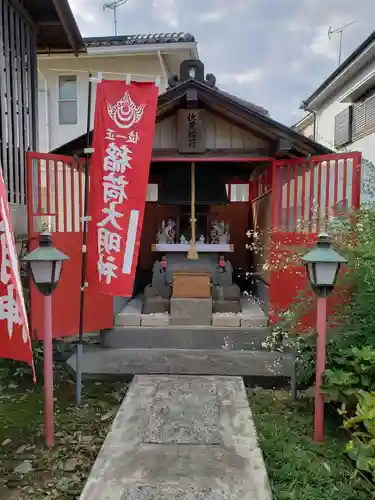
[37,58,361,341]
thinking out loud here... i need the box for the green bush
[262,157,375,481]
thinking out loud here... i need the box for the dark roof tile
[217,89,269,117]
[84,32,195,48]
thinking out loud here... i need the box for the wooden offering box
[172,271,211,298]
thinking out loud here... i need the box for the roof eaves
[51,0,86,54]
[301,29,375,108]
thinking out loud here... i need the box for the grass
[1,370,374,499]
[249,388,374,500]
[0,371,127,499]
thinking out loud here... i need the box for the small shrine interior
[138,158,254,316]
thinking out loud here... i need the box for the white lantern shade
[30,260,63,286]
[307,261,340,288]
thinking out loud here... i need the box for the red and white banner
[0,166,35,379]
[87,80,158,296]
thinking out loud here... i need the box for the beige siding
[153,111,269,150]
[38,54,165,152]
[295,121,314,139]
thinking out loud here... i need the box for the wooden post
[314,296,327,441]
[187,162,198,259]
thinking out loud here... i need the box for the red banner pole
[314,296,327,442]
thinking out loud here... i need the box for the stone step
[66,346,294,383]
[101,325,271,350]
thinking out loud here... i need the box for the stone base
[212,284,241,301]
[115,296,143,326]
[144,284,171,299]
[143,296,170,315]
[141,313,170,327]
[240,297,267,327]
[170,298,212,326]
[212,313,241,327]
[213,300,241,314]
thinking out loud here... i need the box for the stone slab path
[79,375,272,500]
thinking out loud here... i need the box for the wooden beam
[51,0,78,54]
[151,155,274,163]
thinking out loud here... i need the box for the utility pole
[328,21,356,66]
[103,0,128,36]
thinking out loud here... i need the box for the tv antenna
[103,0,128,36]
[328,21,356,66]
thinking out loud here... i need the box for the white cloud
[198,10,226,23]
[68,0,96,22]
[306,25,338,62]
[220,68,263,85]
[152,0,179,28]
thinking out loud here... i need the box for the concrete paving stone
[79,375,272,500]
[212,313,241,327]
[141,313,170,327]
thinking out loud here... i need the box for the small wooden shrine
[52,58,332,329]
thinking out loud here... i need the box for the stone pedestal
[170,298,212,326]
[143,296,170,314]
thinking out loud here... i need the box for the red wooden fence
[27,153,113,340]
[268,152,362,324]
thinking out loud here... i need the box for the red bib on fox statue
[87,80,158,297]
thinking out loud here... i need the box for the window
[352,90,375,139]
[146,183,158,201]
[226,184,249,202]
[334,107,352,147]
[58,75,78,125]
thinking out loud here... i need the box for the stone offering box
[172,271,211,299]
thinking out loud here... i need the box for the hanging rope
[187,161,198,259]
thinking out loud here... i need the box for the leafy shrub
[343,390,375,481]
[260,157,375,481]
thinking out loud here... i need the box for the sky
[68,0,374,125]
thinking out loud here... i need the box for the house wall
[295,120,314,139]
[307,57,375,201]
[153,112,270,151]
[37,54,166,152]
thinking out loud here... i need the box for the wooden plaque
[177,109,205,154]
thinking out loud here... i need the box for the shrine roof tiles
[216,89,269,117]
[84,33,196,47]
